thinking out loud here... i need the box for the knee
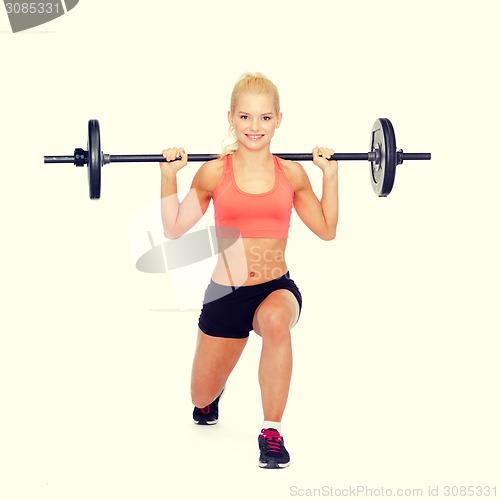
[191,386,220,409]
[191,391,212,409]
[257,309,291,342]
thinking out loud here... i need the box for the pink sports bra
[213,154,294,239]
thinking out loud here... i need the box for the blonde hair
[220,72,280,157]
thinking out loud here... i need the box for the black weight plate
[369,118,396,197]
[87,119,102,199]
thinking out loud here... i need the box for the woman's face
[229,92,282,152]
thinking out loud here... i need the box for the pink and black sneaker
[192,389,224,425]
[258,428,290,469]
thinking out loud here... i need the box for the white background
[1,1,499,499]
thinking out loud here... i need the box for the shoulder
[192,157,225,195]
[277,158,309,192]
[196,157,224,178]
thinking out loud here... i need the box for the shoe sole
[259,459,290,469]
[193,418,218,425]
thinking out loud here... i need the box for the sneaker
[258,428,290,469]
[192,388,224,425]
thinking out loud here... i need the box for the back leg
[191,329,248,408]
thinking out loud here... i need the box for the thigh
[191,329,248,401]
[252,289,301,337]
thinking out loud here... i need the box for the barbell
[44,118,431,199]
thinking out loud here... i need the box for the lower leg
[258,330,293,422]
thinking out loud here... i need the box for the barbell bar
[44,118,431,199]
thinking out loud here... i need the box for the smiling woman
[159,72,339,469]
[221,73,281,157]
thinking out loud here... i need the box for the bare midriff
[211,237,288,287]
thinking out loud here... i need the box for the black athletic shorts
[198,271,302,339]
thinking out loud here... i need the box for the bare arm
[286,147,339,240]
[160,148,219,239]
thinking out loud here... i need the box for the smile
[245,134,265,141]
